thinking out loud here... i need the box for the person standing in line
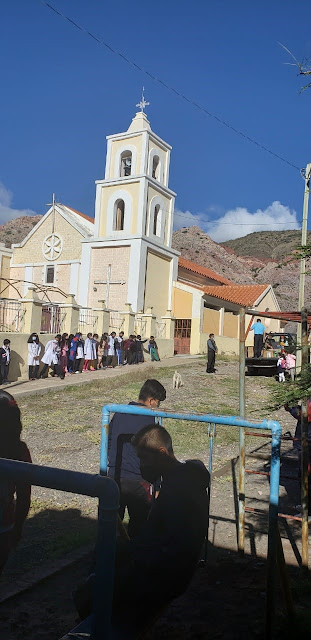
[277,353,286,382]
[107,379,167,537]
[128,336,137,365]
[92,334,99,369]
[115,331,125,366]
[123,335,132,365]
[206,333,218,373]
[107,332,117,368]
[97,335,106,369]
[135,335,148,364]
[74,333,85,373]
[83,333,96,371]
[27,333,41,380]
[59,333,69,377]
[0,339,11,385]
[67,334,74,372]
[40,335,64,379]
[0,390,32,575]
[250,318,266,358]
[148,336,160,362]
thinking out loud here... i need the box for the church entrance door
[174,319,191,354]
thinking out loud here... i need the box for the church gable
[12,206,92,265]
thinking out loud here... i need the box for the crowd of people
[0,332,161,384]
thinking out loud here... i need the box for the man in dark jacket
[206,333,218,373]
[107,379,166,537]
[74,424,209,637]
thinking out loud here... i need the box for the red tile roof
[203,284,269,306]
[178,257,233,285]
[66,205,94,224]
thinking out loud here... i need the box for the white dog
[173,370,183,389]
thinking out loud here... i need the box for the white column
[219,307,225,336]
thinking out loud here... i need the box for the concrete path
[0,355,202,399]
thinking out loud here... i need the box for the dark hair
[150,336,154,340]
[0,390,23,458]
[27,333,39,344]
[100,334,107,347]
[3,339,10,345]
[209,333,214,338]
[137,335,141,340]
[111,332,116,336]
[132,423,173,453]
[93,333,99,339]
[55,334,61,341]
[87,332,92,338]
[257,319,261,322]
[138,379,166,402]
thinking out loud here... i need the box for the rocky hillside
[172,226,311,311]
[222,230,310,261]
[0,215,42,247]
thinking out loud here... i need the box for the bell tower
[80,94,179,315]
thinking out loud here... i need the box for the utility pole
[297,163,311,371]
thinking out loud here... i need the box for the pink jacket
[286,353,296,369]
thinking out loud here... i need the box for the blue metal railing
[101,404,282,639]
[0,458,119,640]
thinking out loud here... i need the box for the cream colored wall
[199,333,239,356]
[12,212,83,264]
[146,185,171,243]
[144,251,170,317]
[88,245,130,310]
[99,181,140,237]
[0,254,11,296]
[172,287,192,318]
[6,266,24,298]
[203,308,220,335]
[223,312,239,338]
[109,136,143,179]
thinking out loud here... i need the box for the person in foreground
[74,424,209,635]
[107,378,166,537]
[0,390,32,575]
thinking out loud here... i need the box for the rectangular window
[46,265,55,284]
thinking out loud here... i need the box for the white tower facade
[78,108,179,316]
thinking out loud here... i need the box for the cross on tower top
[136,87,150,113]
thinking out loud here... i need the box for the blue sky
[1,0,311,241]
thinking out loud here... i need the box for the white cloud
[0,182,37,225]
[173,201,300,242]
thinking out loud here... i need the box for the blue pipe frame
[101,404,282,638]
[0,458,119,640]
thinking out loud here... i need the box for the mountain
[172,226,311,311]
[0,215,42,247]
[222,230,309,261]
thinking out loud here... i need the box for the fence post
[21,287,42,334]
[120,303,135,337]
[238,307,245,554]
[161,310,175,339]
[301,307,309,570]
[94,300,110,336]
[59,295,80,335]
[140,307,156,337]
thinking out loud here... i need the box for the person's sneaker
[89,367,95,371]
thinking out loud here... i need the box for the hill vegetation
[221,230,309,261]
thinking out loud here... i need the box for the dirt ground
[0,357,309,638]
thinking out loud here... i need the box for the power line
[40,1,301,173]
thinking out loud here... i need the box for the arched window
[114,199,125,231]
[152,155,160,180]
[153,204,161,236]
[120,151,132,177]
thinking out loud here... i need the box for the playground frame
[101,403,282,638]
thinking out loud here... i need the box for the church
[2,100,281,357]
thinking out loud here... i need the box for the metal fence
[78,308,99,334]
[109,311,124,333]
[41,305,66,334]
[155,320,166,338]
[135,315,147,337]
[0,298,25,332]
